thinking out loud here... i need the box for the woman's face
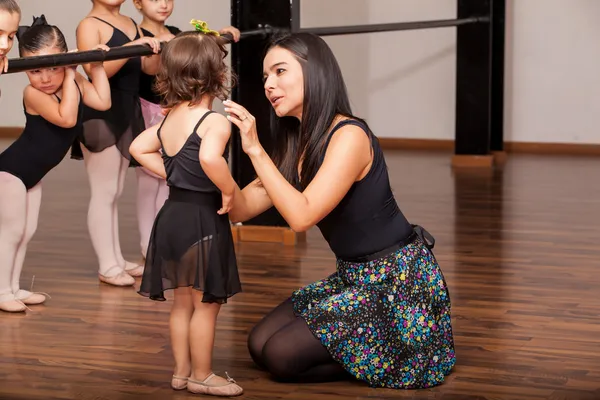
[263,46,304,120]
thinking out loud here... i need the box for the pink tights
[81,144,141,286]
[135,167,168,259]
[137,97,169,259]
[0,173,45,312]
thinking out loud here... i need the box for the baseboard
[231,225,306,245]
[378,137,454,151]
[504,141,600,156]
[0,127,23,138]
[377,137,600,156]
[2,127,599,156]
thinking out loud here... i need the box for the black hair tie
[16,14,49,41]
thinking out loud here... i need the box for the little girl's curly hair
[155,31,236,109]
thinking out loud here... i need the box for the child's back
[159,108,225,195]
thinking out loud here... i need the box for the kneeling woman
[224,32,456,389]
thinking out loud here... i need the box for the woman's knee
[247,323,266,364]
[261,335,301,381]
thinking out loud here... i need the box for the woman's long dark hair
[265,32,365,188]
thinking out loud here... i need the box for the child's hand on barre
[128,37,161,54]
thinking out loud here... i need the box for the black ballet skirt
[70,17,145,166]
[137,111,241,303]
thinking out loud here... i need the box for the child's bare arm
[129,124,166,179]
[199,114,236,196]
[77,45,111,111]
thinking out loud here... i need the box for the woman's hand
[223,100,264,158]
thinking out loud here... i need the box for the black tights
[247,298,350,383]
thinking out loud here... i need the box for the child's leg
[12,182,46,305]
[111,156,143,277]
[135,167,160,260]
[0,172,28,312]
[170,287,194,389]
[187,292,243,396]
[81,144,134,287]
[189,291,222,382]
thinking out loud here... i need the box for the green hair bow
[190,19,220,36]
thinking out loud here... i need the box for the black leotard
[70,16,145,165]
[309,119,414,260]
[139,25,181,105]
[0,83,83,190]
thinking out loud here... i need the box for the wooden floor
[0,140,599,400]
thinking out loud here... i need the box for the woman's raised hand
[223,100,263,157]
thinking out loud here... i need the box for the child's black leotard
[71,17,145,166]
[138,25,181,105]
[0,83,83,190]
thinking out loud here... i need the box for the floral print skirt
[291,227,456,389]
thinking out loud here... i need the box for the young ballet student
[0,0,20,80]
[132,0,242,266]
[73,0,161,287]
[131,0,180,266]
[129,29,243,396]
[0,15,111,313]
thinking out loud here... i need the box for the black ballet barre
[5,43,162,74]
[4,26,273,74]
[295,17,488,36]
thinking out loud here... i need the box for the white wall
[1,0,599,145]
[505,0,600,144]
[301,0,456,141]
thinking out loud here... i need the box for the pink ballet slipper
[187,372,243,397]
[124,262,144,277]
[14,276,50,305]
[14,289,48,305]
[99,266,135,287]
[0,293,29,313]
[171,375,188,390]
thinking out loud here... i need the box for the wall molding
[377,137,600,156]
[2,127,599,156]
[0,127,24,138]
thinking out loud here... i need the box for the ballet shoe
[171,375,188,390]
[14,276,51,305]
[0,293,28,313]
[187,372,243,397]
[14,289,49,305]
[99,266,135,287]
[123,261,144,277]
